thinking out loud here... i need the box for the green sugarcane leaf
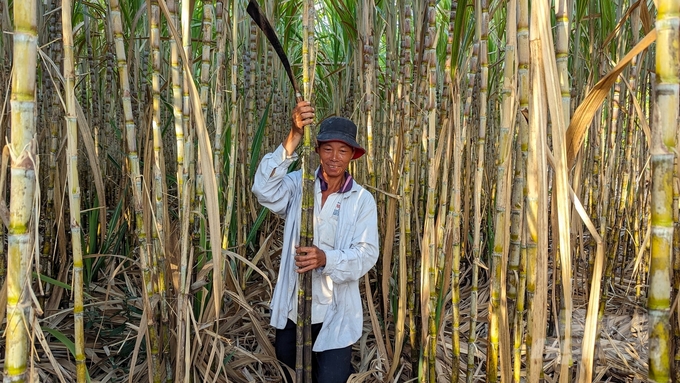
[34,272,95,299]
[34,272,71,291]
[451,0,469,75]
[42,326,92,382]
[246,207,270,248]
[249,88,275,180]
[42,326,76,356]
[103,197,124,252]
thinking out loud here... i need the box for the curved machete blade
[246,0,302,102]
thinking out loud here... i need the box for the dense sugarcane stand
[0,0,677,382]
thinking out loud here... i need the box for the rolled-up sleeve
[322,191,379,284]
[252,145,299,216]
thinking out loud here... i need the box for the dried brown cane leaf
[640,0,654,33]
[364,273,388,374]
[566,29,656,166]
[127,306,149,383]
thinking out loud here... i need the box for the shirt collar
[317,167,354,193]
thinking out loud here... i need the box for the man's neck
[322,172,345,193]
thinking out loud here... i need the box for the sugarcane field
[0,0,678,382]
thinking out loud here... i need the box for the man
[252,101,379,383]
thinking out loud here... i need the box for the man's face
[317,141,354,179]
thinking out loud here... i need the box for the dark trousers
[275,319,353,383]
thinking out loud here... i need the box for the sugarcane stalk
[303,264,313,383]
[513,218,527,383]
[467,0,488,379]
[421,1,438,381]
[361,0,376,188]
[62,0,86,381]
[192,3,212,252]
[43,5,61,299]
[214,0,226,196]
[200,4,212,122]
[488,0,516,380]
[511,2,528,378]
[222,0,239,254]
[83,2,97,162]
[166,0,190,379]
[649,2,679,381]
[449,87,463,383]
[39,1,57,296]
[296,1,315,382]
[187,2,212,300]
[4,1,37,382]
[458,36,478,381]
[180,0,197,263]
[169,0,184,206]
[307,1,317,378]
[181,0,192,158]
[305,1,316,378]
[247,16,257,177]
[150,2,172,380]
[264,38,274,150]
[509,0,528,318]
[257,16,269,150]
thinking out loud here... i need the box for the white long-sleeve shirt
[252,144,379,352]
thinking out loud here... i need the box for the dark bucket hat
[316,116,366,159]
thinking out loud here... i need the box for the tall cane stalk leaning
[246,1,314,381]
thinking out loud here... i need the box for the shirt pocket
[336,221,355,245]
[313,273,333,305]
[318,216,339,249]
